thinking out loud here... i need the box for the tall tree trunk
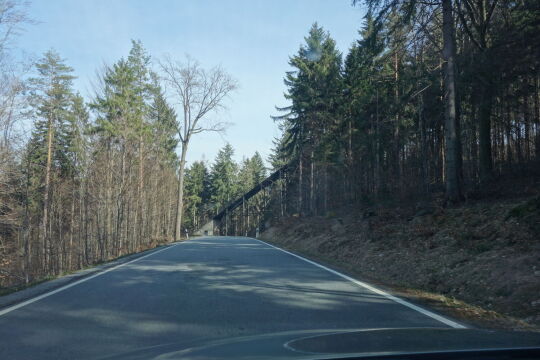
[442,0,463,203]
[298,154,303,215]
[523,79,531,161]
[323,165,328,214]
[225,208,228,235]
[310,150,314,215]
[394,52,402,194]
[375,90,381,197]
[534,75,540,159]
[79,177,85,268]
[23,155,32,281]
[478,84,493,182]
[68,184,75,270]
[469,99,478,179]
[138,136,144,246]
[505,101,514,167]
[83,184,89,265]
[347,119,354,199]
[175,141,188,241]
[41,115,54,272]
[419,94,429,194]
[242,198,246,236]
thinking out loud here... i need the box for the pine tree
[237,152,266,194]
[250,152,267,185]
[274,23,343,215]
[65,93,90,178]
[183,161,210,231]
[91,59,142,140]
[26,49,76,271]
[148,74,178,166]
[342,14,387,196]
[209,144,238,212]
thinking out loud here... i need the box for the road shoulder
[0,242,181,311]
[259,231,538,332]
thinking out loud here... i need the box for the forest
[0,1,255,287]
[1,0,540,289]
[257,0,540,222]
[205,0,540,236]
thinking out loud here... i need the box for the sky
[16,0,366,166]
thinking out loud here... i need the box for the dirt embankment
[261,196,540,330]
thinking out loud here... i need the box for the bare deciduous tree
[159,56,238,241]
[0,0,32,148]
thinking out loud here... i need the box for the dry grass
[262,195,540,330]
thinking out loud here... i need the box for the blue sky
[17,0,366,165]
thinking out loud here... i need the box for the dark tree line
[268,0,540,219]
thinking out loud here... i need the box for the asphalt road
[0,236,461,359]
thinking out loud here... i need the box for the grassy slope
[262,195,540,331]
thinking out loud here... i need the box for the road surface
[0,236,462,359]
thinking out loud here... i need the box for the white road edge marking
[255,239,467,329]
[0,243,181,317]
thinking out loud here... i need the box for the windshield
[0,1,539,359]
